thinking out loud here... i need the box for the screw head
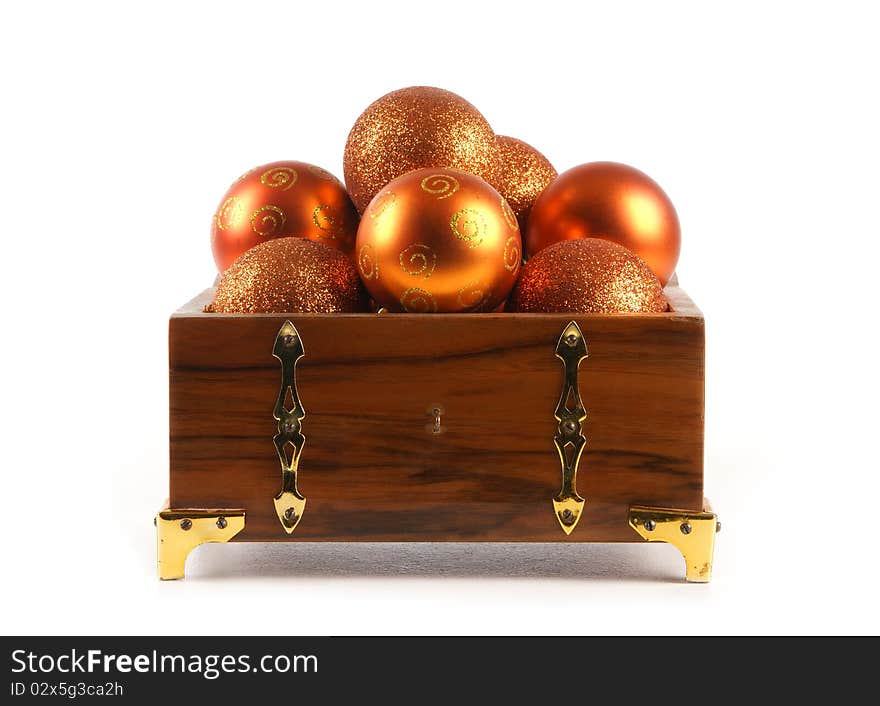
[282,419,298,433]
[680,522,692,535]
[564,333,578,347]
[560,508,575,525]
[284,507,297,523]
[216,517,228,530]
[281,333,297,348]
[643,519,656,532]
[180,518,193,531]
[563,420,577,434]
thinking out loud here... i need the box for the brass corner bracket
[552,321,589,534]
[155,507,245,580]
[272,320,307,534]
[628,503,719,583]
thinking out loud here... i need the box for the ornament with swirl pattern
[210,160,359,271]
[355,168,520,313]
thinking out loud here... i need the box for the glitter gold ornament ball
[508,238,668,313]
[210,160,359,271]
[355,168,522,313]
[208,238,367,314]
[344,86,499,214]
[494,136,557,232]
[526,162,680,285]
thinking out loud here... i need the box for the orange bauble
[509,238,668,313]
[526,162,680,285]
[494,136,557,231]
[208,238,367,314]
[355,168,521,313]
[344,86,499,214]
[210,160,359,271]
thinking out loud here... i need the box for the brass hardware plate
[272,321,307,533]
[156,507,245,580]
[628,504,719,583]
[552,321,588,535]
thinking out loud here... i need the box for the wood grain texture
[169,287,704,542]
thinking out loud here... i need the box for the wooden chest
[156,284,718,581]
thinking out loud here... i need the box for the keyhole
[426,405,445,434]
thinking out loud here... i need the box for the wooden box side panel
[169,292,703,541]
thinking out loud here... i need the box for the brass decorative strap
[552,321,588,535]
[272,320,307,533]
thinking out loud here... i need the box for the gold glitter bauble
[526,161,680,285]
[210,160,359,271]
[508,238,668,313]
[344,86,499,214]
[355,168,521,313]
[494,136,557,232]
[208,238,368,313]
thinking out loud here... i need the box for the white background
[2,0,878,635]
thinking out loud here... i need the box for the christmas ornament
[208,238,367,314]
[344,86,499,214]
[526,162,680,285]
[211,160,359,271]
[355,168,521,313]
[508,238,668,313]
[494,135,557,231]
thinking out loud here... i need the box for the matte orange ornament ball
[344,86,499,214]
[526,162,680,285]
[355,168,522,313]
[494,135,557,231]
[210,160,359,271]
[509,238,668,313]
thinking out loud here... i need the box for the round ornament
[208,238,367,314]
[355,168,522,313]
[210,160,359,271]
[526,162,680,285]
[508,238,668,313]
[494,135,557,231]
[344,86,499,214]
